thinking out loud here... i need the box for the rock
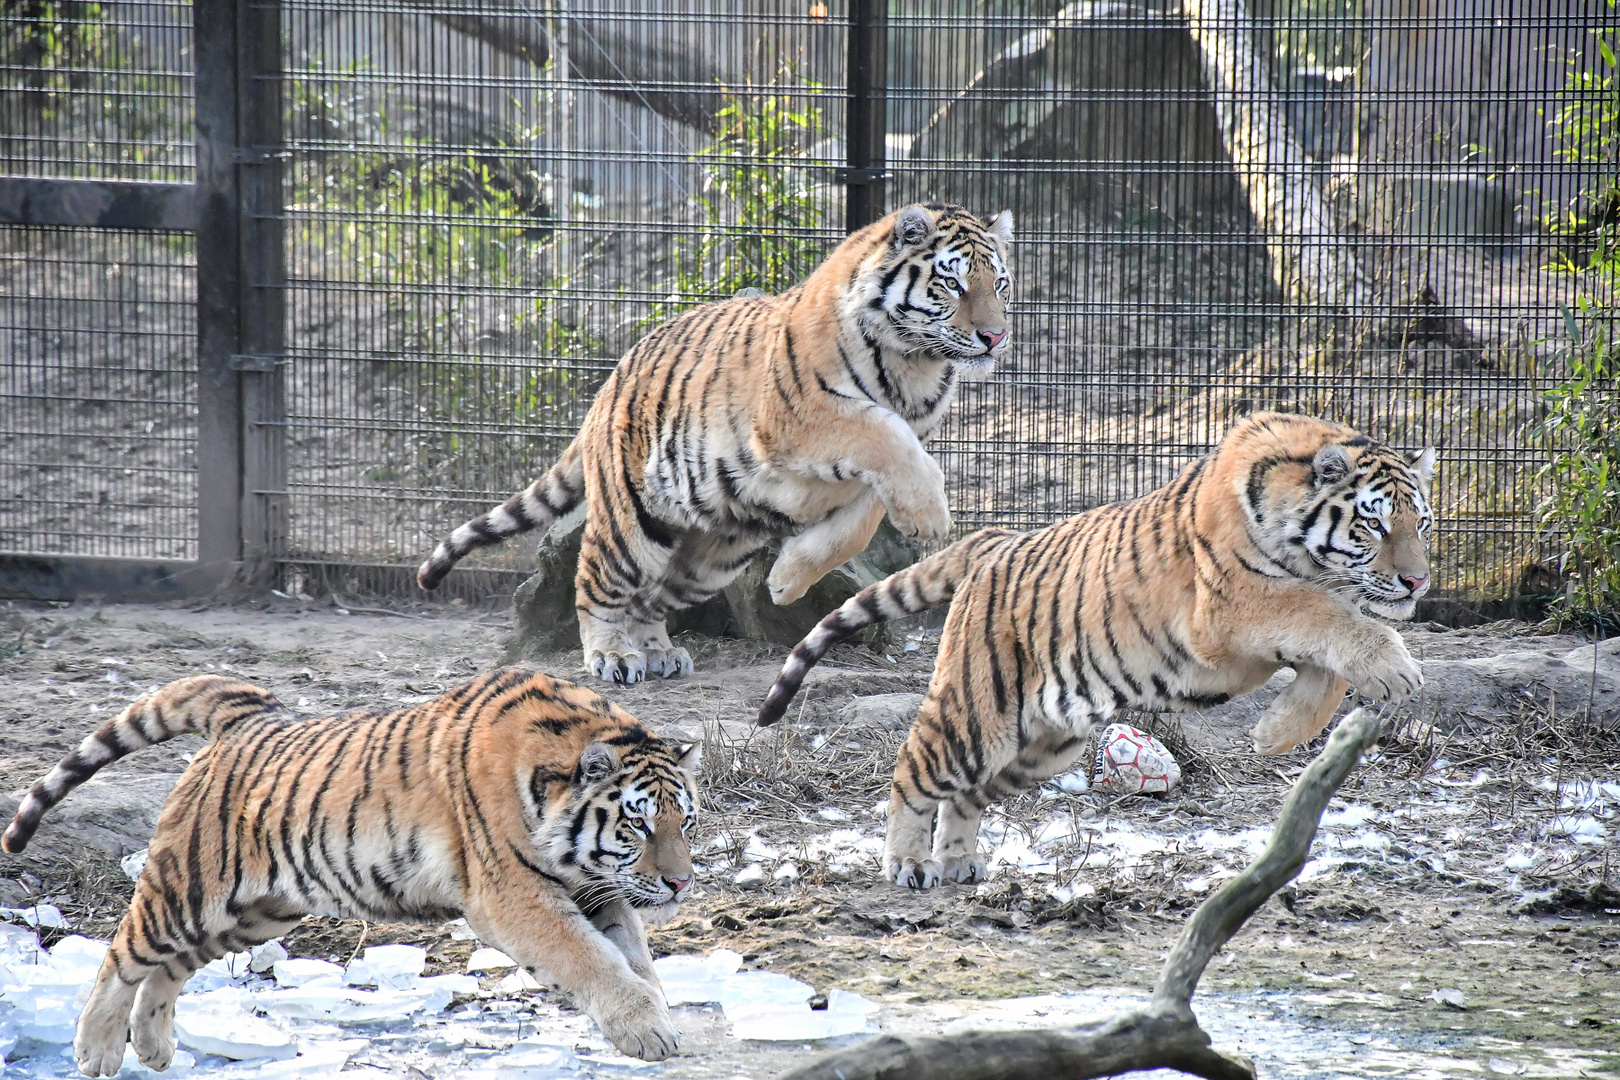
[510,515,921,656]
[1431,987,1468,1010]
[0,773,182,861]
[837,693,924,732]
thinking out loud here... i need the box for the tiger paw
[595,989,680,1061]
[885,492,952,542]
[1344,628,1423,701]
[73,1020,129,1078]
[587,648,648,685]
[643,646,693,680]
[888,856,943,890]
[938,853,987,885]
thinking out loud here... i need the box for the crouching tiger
[417,203,1013,685]
[1,670,700,1074]
[758,412,1435,889]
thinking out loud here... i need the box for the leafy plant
[649,73,830,322]
[1537,8,1620,629]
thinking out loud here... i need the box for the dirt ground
[0,597,1616,1079]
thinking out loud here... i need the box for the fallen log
[775,707,1386,1080]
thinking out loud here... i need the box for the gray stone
[838,693,925,732]
[510,516,922,655]
[0,773,181,861]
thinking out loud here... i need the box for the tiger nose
[663,874,693,896]
[978,328,1006,349]
[1399,573,1429,596]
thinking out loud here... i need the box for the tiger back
[2,670,699,1073]
[756,412,1435,889]
[417,203,1014,686]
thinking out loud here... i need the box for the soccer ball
[1094,724,1182,794]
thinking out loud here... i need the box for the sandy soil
[0,598,1615,1078]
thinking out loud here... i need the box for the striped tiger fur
[3,670,700,1073]
[417,203,1014,685]
[756,412,1435,889]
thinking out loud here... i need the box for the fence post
[193,0,245,586]
[843,0,888,232]
[237,0,288,582]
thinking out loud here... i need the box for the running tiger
[417,203,1013,684]
[2,670,700,1074]
[757,412,1434,889]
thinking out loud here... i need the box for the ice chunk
[1051,770,1089,794]
[272,957,345,988]
[344,943,425,989]
[653,949,744,1005]
[173,988,297,1060]
[250,939,289,973]
[816,808,851,823]
[114,1046,197,1076]
[446,918,479,941]
[256,981,454,1022]
[773,861,799,882]
[420,973,480,996]
[495,968,544,993]
[121,848,149,882]
[0,904,68,929]
[48,934,107,975]
[183,950,254,993]
[466,947,516,972]
[734,864,767,889]
[653,951,878,1042]
[1321,803,1378,828]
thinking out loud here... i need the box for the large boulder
[510,514,922,656]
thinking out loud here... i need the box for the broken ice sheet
[0,904,68,929]
[653,951,877,1042]
[466,947,516,972]
[173,988,296,1061]
[344,944,425,989]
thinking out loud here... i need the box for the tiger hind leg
[931,725,1091,886]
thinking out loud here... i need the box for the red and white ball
[1094,724,1182,794]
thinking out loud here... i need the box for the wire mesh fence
[2,0,1614,608]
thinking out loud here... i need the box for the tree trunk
[1184,0,1366,308]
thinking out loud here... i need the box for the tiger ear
[985,210,1014,245]
[675,742,702,773]
[576,742,617,785]
[1311,444,1353,486]
[892,205,934,249]
[1408,446,1437,489]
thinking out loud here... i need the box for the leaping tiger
[756,412,1435,889]
[3,670,700,1073]
[417,203,1014,684]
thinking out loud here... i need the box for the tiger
[1,669,700,1074]
[416,203,1014,685]
[756,412,1435,889]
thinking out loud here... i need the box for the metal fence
[2,0,1613,609]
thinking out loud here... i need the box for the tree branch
[774,708,1384,1080]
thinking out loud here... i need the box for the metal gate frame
[0,0,285,601]
[0,0,899,603]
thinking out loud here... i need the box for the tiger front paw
[938,853,987,885]
[587,647,648,685]
[888,856,943,890]
[595,988,680,1061]
[73,1016,130,1078]
[1344,627,1423,701]
[642,646,693,680]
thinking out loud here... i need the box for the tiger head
[1241,415,1437,620]
[541,734,700,922]
[849,203,1014,373]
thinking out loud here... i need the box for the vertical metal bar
[237,0,287,581]
[843,0,888,232]
[193,0,244,585]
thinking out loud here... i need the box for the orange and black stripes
[416,203,1014,685]
[21,670,703,1073]
[758,412,1436,889]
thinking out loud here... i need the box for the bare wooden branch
[775,708,1383,1080]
